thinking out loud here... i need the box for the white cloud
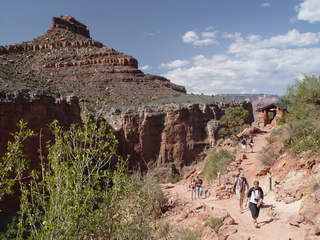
[140,65,152,70]
[228,29,320,54]
[260,3,271,7]
[296,0,320,23]
[143,31,161,37]
[159,59,190,69]
[182,28,218,47]
[161,29,320,95]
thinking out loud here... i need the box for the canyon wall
[0,90,82,216]
[106,100,254,168]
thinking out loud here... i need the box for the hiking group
[233,173,264,228]
[189,176,203,200]
[240,135,254,153]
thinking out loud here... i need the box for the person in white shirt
[233,173,249,213]
[247,180,264,228]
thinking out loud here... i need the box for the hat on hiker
[239,173,245,178]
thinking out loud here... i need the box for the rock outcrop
[50,15,90,38]
[106,97,253,168]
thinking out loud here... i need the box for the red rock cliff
[106,98,254,168]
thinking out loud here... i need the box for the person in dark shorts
[247,180,264,228]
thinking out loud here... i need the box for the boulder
[256,165,271,176]
[283,196,296,204]
[217,225,237,240]
[287,215,305,227]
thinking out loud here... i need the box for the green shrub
[179,228,202,240]
[202,149,235,181]
[154,220,171,240]
[258,145,278,166]
[0,113,159,239]
[205,217,222,233]
[280,74,320,155]
[168,173,183,183]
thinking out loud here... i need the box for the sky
[1,0,320,96]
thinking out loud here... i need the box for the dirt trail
[166,127,303,240]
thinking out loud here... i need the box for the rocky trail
[161,127,305,240]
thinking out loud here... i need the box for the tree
[218,106,249,138]
[1,112,162,239]
[282,74,320,105]
[280,74,320,155]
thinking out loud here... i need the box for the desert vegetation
[0,112,167,239]
[202,148,235,181]
[278,74,320,155]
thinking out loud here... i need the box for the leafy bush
[168,173,183,183]
[205,217,222,233]
[179,228,202,240]
[219,106,249,138]
[202,149,235,181]
[0,113,161,239]
[258,145,278,166]
[280,74,320,155]
[154,220,171,240]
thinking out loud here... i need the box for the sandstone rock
[312,163,320,173]
[217,225,237,240]
[283,196,296,204]
[223,216,235,225]
[309,226,320,236]
[195,203,204,210]
[300,203,320,225]
[287,215,305,227]
[197,213,209,225]
[256,165,271,176]
[201,226,219,240]
[184,169,196,179]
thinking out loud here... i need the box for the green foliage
[0,120,37,202]
[1,113,160,239]
[282,74,320,105]
[179,228,202,240]
[154,220,171,240]
[202,148,235,181]
[280,74,320,155]
[219,107,249,138]
[258,145,278,166]
[205,217,222,233]
[168,173,183,184]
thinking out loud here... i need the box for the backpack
[241,138,246,145]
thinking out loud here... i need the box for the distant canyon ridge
[0,15,258,172]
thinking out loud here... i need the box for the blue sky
[1,0,320,95]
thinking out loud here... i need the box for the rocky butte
[0,16,254,221]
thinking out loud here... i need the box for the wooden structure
[254,103,291,127]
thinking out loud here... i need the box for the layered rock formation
[50,15,90,38]
[106,96,253,168]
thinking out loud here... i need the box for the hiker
[240,136,247,153]
[233,173,249,213]
[247,180,264,228]
[249,137,254,153]
[189,177,196,200]
[195,176,203,199]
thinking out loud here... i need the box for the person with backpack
[233,173,249,213]
[240,136,247,153]
[247,180,264,228]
